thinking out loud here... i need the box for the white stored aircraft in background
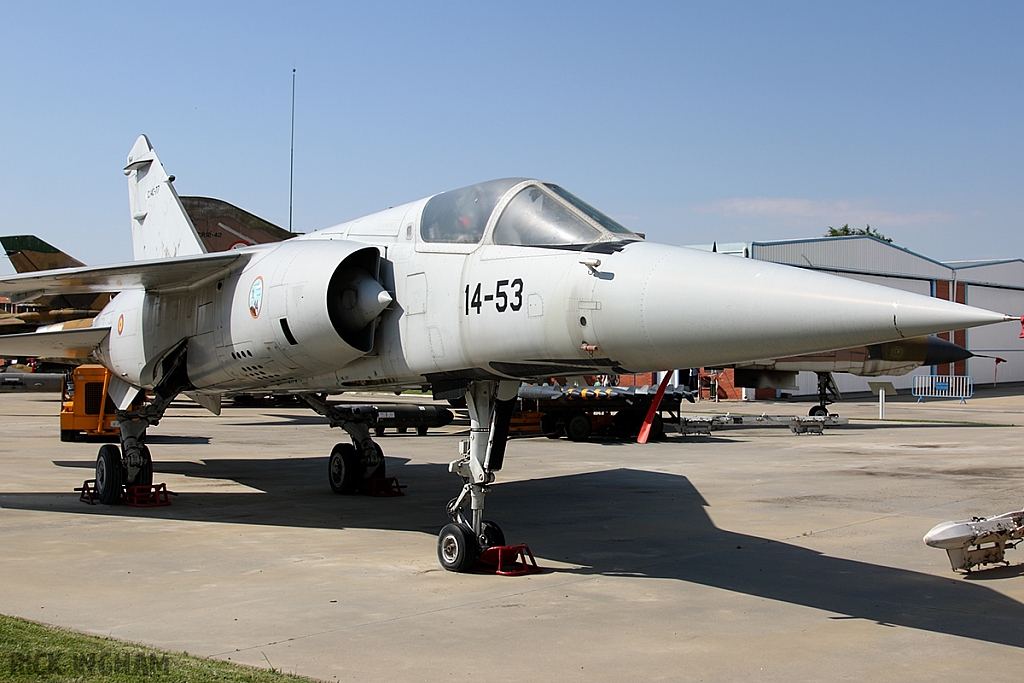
[0,136,1017,571]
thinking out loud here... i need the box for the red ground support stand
[361,477,406,497]
[475,544,542,576]
[122,483,176,507]
[75,480,176,507]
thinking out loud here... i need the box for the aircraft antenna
[289,67,296,233]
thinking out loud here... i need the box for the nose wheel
[436,519,505,572]
[437,523,477,572]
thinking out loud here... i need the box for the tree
[824,224,892,243]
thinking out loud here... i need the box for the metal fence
[911,375,973,404]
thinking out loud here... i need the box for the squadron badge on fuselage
[249,277,264,318]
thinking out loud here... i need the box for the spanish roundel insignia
[117,314,124,335]
[249,277,264,318]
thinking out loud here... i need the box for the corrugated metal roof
[948,259,1024,289]
[749,235,953,280]
[685,242,750,257]
[682,236,1024,290]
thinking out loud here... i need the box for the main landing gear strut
[438,380,519,572]
[298,393,386,494]
[94,347,190,505]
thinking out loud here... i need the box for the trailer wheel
[540,413,563,439]
[60,430,77,443]
[566,413,592,442]
[649,414,665,441]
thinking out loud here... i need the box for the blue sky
[2,2,1022,274]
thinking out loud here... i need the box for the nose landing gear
[439,380,519,572]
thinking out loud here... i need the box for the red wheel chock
[361,477,406,497]
[475,544,542,576]
[75,480,177,507]
[76,480,99,505]
[122,483,176,507]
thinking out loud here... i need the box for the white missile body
[925,510,1024,572]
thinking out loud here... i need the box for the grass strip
[0,614,317,682]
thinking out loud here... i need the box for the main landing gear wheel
[95,444,124,505]
[328,443,362,494]
[809,405,829,417]
[540,413,563,439]
[437,523,478,572]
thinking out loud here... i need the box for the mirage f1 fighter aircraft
[0,136,1017,571]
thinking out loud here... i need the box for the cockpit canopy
[419,178,640,248]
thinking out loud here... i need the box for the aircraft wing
[0,251,247,302]
[0,327,110,359]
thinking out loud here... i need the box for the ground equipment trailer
[516,383,691,441]
[59,365,143,442]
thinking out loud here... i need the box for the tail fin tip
[125,135,206,260]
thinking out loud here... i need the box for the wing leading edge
[0,251,248,302]
[0,327,110,359]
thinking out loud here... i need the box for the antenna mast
[289,68,296,233]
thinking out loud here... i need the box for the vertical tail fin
[124,135,207,260]
[1,235,85,272]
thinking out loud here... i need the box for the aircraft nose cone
[923,335,974,366]
[591,243,1013,371]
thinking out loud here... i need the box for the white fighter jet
[0,136,1017,572]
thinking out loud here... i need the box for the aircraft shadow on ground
[2,459,1023,649]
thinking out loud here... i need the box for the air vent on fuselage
[280,318,298,345]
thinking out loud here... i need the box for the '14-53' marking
[464,279,523,315]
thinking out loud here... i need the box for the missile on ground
[925,510,1024,572]
[372,404,454,435]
